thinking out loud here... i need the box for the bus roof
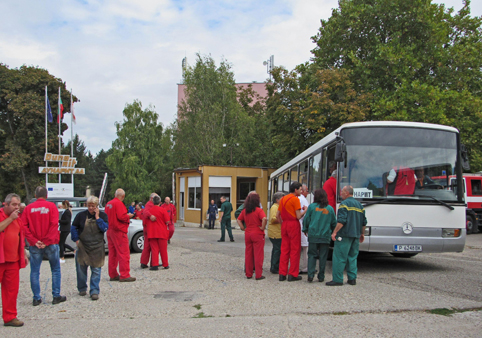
[270,121,459,178]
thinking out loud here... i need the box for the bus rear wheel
[390,253,418,258]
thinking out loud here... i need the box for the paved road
[3,227,482,337]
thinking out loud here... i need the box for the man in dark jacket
[326,185,367,286]
[207,200,218,229]
[71,196,108,300]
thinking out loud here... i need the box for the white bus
[269,121,469,257]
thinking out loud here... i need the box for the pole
[45,86,48,185]
[58,87,61,183]
[71,89,74,196]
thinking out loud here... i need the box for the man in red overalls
[140,193,158,269]
[160,197,176,244]
[105,189,135,282]
[277,182,307,282]
[0,193,27,327]
[146,196,170,270]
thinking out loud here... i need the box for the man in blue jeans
[22,186,66,306]
[71,196,108,300]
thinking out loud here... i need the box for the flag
[47,97,53,123]
[57,94,64,123]
[72,101,76,124]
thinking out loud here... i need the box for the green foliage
[0,64,75,202]
[106,100,173,203]
[174,54,280,168]
[310,0,482,170]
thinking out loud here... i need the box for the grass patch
[333,311,349,315]
[193,304,202,310]
[192,312,213,318]
[225,314,231,317]
[429,307,482,316]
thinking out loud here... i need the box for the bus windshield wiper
[417,196,454,210]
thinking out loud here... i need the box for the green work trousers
[269,238,282,273]
[307,242,329,280]
[220,219,233,241]
[332,237,359,283]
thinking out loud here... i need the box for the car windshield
[338,126,460,202]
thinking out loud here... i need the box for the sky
[1,0,481,155]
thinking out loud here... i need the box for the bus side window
[310,153,322,192]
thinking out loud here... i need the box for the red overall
[147,206,169,268]
[0,209,26,323]
[238,208,266,279]
[279,194,301,277]
[161,203,176,240]
[140,201,154,266]
[105,198,131,279]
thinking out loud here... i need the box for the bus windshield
[339,127,460,202]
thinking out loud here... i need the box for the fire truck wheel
[466,215,476,234]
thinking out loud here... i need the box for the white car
[61,207,145,253]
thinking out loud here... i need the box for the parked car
[29,197,88,208]
[60,207,145,253]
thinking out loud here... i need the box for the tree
[310,0,482,169]
[174,54,241,167]
[0,64,75,202]
[106,100,173,203]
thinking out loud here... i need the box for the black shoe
[52,296,67,304]
[163,266,169,269]
[149,266,159,271]
[247,276,252,279]
[32,299,42,306]
[307,276,313,282]
[217,239,225,242]
[299,271,308,275]
[270,269,278,274]
[288,275,302,282]
[326,281,343,286]
[318,278,325,283]
[347,279,356,285]
[279,274,286,281]
[256,276,266,280]
[230,239,235,242]
[140,264,148,269]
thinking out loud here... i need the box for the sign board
[353,188,373,199]
[47,183,74,198]
[39,153,85,175]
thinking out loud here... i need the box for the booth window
[208,176,231,208]
[188,176,201,209]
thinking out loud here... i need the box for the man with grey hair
[0,193,27,326]
[71,196,108,300]
[140,192,159,268]
[105,189,135,282]
[22,186,66,306]
[326,185,367,286]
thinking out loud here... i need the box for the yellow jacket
[267,203,281,239]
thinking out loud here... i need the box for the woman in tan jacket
[268,192,284,274]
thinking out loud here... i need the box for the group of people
[233,181,367,286]
[0,186,175,327]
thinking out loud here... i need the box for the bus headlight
[364,227,371,236]
[442,229,461,237]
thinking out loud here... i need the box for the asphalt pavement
[3,226,482,337]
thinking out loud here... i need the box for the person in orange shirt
[146,196,170,270]
[276,182,307,282]
[0,193,27,327]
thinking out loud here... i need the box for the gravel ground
[2,227,482,337]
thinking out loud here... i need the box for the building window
[188,176,201,209]
[209,176,231,208]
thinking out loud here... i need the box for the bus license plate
[394,245,422,252]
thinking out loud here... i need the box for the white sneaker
[59,259,65,264]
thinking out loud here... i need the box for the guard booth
[173,166,275,228]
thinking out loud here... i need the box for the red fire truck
[433,174,482,234]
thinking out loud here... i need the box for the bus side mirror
[461,144,470,171]
[334,138,346,162]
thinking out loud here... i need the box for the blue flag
[47,97,53,123]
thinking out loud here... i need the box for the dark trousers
[208,215,216,229]
[59,231,73,258]
[220,219,233,241]
[308,242,330,280]
[269,237,282,273]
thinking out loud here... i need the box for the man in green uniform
[326,185,367,286]
[218,196,234,242]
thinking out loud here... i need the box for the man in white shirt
[299,184,310,274]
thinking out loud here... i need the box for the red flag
[57,95,64,123]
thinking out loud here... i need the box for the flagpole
[71,89,74,196]
[58,87,61,183]
[45,86,48,185]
